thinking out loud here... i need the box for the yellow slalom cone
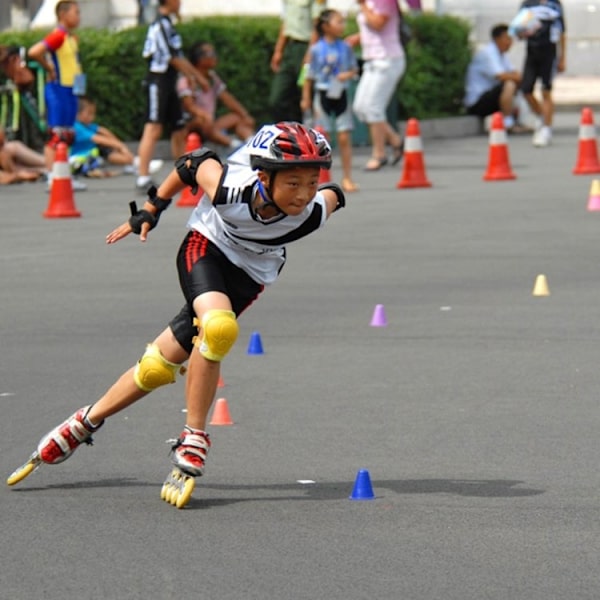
[587,179,600,211]
[532,274,550,296]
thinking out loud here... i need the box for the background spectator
[28,0,87,190]
[464,23,530,133]
[301,9,359,192]
[350,0,405,171]
[0,125,45,184]
[70,96,163,177]
[135,0,209,193]
[269,0,325,123]
[514,0,566,147]
[176,41,255,152]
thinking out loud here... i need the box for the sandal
[342,178,360,193]
[363,157,388,172]
[391,141,404,165]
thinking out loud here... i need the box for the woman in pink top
[350,0,405,171]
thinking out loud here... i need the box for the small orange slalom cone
[483,112,516,181]
[396,118,432,188]
[587,180,600,211]
[217,374,225,388]
[176,132,204,207]
[210,397,234,425]
[573,107,600,175]
[43,142,81,218]
[314,126,331,184]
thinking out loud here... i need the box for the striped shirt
[142,14,183,75]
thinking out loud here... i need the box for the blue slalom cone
[349,469,375,500]
[247,331,264,355]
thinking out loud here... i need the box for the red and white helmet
[249,122,332,172]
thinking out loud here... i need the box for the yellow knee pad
[133,343,184,392]
[193,309,239,362]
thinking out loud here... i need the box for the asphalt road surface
[2,115,599,599]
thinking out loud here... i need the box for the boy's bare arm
[28,42,55,80]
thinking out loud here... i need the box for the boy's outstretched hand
[106,201,156,244]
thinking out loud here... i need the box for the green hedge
[0,13,471,140]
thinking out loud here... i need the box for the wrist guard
[128,201,157,234]
[147,185,172,212]
[175,147,222,195]
[318,182,346,212]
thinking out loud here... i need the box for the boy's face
[328,13,346,37]
[62,3,81,29]
[261,167,321,216]
[78,103,96,124]
[196,45,217,70]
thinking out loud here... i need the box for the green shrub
[400,12,472,119]
[0,14,471,140]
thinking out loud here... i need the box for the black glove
[128,201,157,234]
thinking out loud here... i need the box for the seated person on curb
[70,97,163,177]
[175,41,256,152]
[464,23,530,134]
[0,126,46,184]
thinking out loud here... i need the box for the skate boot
[161,427,211,509]
[7,405,104,486]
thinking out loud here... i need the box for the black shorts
[521,44,557,93]
[169,230,264,353]
[466,83,503,118]
[144,73,184,130]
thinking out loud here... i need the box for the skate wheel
[175,476,195,509]
[6,455,40,486]
[161,468,195,508]
[160,481,170,501]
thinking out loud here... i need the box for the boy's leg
[87,325,190,423]
[137,122,162,176]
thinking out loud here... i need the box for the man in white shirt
[464,23,529,133]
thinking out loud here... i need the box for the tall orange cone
[314,126,331,184]
[483,112,516,181]
[43,142,81,218]
[209,397,234,425]
[573,107,600,175]
[176,132,204,207]
[396,118,432,188]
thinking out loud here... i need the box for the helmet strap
[256,175,287,216]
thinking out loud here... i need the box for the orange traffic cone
[483,112,516,181]
[43,142,81,218]
[396,118,432,188]
[314,126,331,184]
[176,132,204,207]
[573,107,600,175]
[217,374,225,388]
[209,397,233,426]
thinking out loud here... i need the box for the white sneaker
[149,159,164,175]
[132,156,163,176]
[533,127,551,147]
[46,177,87,192]
[72,178,88,191]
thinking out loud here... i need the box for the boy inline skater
[7,122,345,509]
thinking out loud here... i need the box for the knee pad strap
[193,309,239,362]
[133,343,184,392]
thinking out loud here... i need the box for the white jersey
[186,159,328,285]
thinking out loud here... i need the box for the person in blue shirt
[301,9,359,192]
[70,97,163,177]
[464,24,529,133]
